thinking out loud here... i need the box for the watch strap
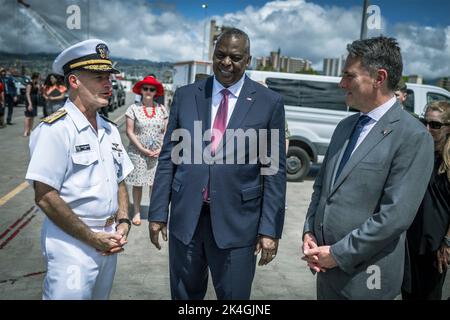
[116,218,131,229]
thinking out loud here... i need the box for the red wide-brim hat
[132,76,164,97]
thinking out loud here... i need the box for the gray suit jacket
[303,102,434,299]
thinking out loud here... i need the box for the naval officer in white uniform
[26,39,134,299]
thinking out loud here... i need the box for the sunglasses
[142,87,156,92]
[420,118,449,130]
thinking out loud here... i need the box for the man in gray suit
[301,36,434,299]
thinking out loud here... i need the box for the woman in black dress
[23,72,40,137]
[403,101,450,300]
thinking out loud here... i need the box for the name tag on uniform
[112,143,122,152]
[75,144,91,152]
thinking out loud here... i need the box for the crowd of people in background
[0,67,67,134]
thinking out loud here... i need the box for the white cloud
[0,0,205,61]
[212,0,449,78]
[217,0,361,62]
[394,25,450,77]
[0,0,448,78]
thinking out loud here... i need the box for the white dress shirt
[210,74,246,129]
[352,96,396,155]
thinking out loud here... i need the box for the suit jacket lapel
[330,103,401,195]
[195,77,213,149]
[327,115,360,193]
[222,76,256,147]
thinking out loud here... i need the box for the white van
[402,83,450,116]
[246,70,450,181]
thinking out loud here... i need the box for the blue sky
[149,0,450,28]
[1,0,449,78]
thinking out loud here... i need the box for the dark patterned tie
[335,115,371,179]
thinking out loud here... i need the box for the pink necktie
[211,89,230,154]
[203,89,231,202]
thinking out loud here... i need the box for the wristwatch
[116,218,131,230]
[443,235,450,247]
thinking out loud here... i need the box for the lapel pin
[382,129,391,136]
[246,97,252,101]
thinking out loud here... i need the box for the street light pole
[202,4,208,61]
[360,0,369,40]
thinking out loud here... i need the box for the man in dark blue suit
[147,28,286,300]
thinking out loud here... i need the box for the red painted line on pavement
[0,205,35,240]
[23,270,47,278]
[0,214,36,249]
[0,270,46,285]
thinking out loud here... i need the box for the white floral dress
[125,103,168,186]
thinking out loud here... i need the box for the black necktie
[335,115,371,179]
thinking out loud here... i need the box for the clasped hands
[142,147,161,158]
[301,232,337,272]
[94,223,130,256]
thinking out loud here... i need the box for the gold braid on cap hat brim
[82,64,115,71]
[69,59,112,70]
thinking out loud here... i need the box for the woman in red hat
[125,76,168,225]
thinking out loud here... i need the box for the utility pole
[277,48,281,72]
[87,0,90,39]
[202,4,208,61]
[360,0,369,40]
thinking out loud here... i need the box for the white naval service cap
[52,39,120,76]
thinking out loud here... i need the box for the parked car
[402,83,450,116]
[108,77,127,111]
[108,79,118,112]
[246,70,450,181]
[115,80,126,106]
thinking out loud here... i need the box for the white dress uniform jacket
[26,99,133,299]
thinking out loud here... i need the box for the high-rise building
[287,58,311,73]
[437,77,450,91]
[256,56,270,69]
[323,56,346,77]
[208,20,232,61]
[256,53,311,73]
[270,50,281,71]
[408,75,423,84]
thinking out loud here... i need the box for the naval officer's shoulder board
[41,109,67,124]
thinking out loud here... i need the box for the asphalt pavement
[0,94,448,300]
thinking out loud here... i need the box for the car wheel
[286,146,311,181]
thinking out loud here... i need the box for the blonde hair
[424,100,450,124]
[438,134,450,181]
[427,101,450,181]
